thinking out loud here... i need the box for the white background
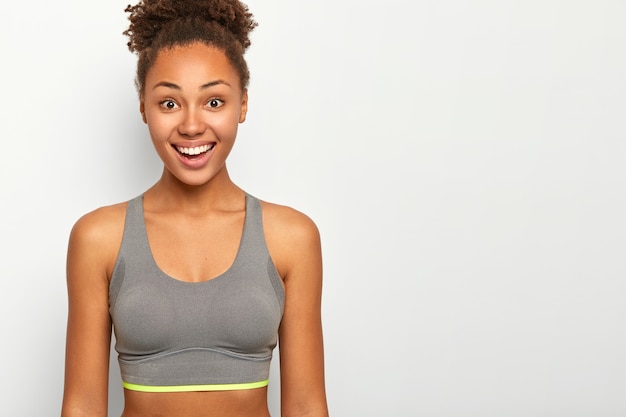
[1,1,625,416]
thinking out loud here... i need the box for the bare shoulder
[68,201,129,279]
[258,200,321,281]
[259,200,320,243]
[70,202,127,245]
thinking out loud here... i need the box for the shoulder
[68,201,129,279]
[258,199,321,281]
[70,202,128,244]
[259,199,320,245]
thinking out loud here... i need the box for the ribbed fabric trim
[123,379,269,392]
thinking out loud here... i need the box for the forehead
[146,42,241,91]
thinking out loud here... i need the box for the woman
[60,1,329,416]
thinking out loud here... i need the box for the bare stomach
[121,386,271,417]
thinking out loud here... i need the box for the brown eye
[160,100,178,110]
[207,98,224,108]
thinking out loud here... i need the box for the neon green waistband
[123,379,269,393]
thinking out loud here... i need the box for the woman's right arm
[61,207,123,417]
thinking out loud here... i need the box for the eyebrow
[152,80,232,91]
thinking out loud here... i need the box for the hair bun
[124,0,257,53]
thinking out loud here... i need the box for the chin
[175,175,215,187]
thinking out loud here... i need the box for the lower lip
[175,147,214,169]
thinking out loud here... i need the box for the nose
[178,107,206,137]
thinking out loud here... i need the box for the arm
[61,209,120,417]
[266,205,329,417]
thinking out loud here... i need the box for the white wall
[1,1,625,416]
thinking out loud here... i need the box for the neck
[144,165,245,213]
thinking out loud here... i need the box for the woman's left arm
[265,204,329,417]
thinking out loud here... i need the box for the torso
[100,189,288,417]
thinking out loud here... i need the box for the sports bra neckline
[137,193,250,285]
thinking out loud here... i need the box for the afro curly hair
[123,0,257,94]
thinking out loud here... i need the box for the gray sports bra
[108,193,285,392]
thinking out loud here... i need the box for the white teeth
[175,144,214,155]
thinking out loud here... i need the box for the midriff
[121,386,271,417]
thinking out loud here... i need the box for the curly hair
[123,0,257,94]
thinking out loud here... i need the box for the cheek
[208,113,241,138]
[147,115,177,141]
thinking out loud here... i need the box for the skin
[61,42,329,417]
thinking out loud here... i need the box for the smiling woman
[60,1,329,417]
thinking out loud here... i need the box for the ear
[239,89,248,123]
[139,98,147,124]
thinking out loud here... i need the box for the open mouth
[174,143,215,159]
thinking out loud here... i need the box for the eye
[207,98,224,109]
[160,99,179,110]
